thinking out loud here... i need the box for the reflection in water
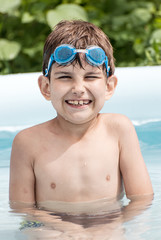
[51,210,121,228]
[21,212,125,240]
[10,196,153,240]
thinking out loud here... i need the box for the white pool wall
[0,66,161,126]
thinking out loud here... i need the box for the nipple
[51,182,56,189]
[106,175,110,181]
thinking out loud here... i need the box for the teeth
[83,101,89,105]
[79,100,83,105]
[74,100,78,105]
[66,100,91,106]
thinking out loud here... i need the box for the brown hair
[42,20,115,77]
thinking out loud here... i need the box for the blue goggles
[45,44,110,77]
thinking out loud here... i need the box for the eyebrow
[54,71,102,75]
[54,72,72,75]
[85,71,102,75]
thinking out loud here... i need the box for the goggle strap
[45,54,55,77]
[107,67,110,77]
[104,56,110,77]
[45,69,48,77]
[75,49,88,54]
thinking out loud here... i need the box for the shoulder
[103,114,139,153]
[101,113,134,132]
[13,125,38,146]
[12,121,49,152]
[11,123,47,167]
[12,119,56,151]
[100,113,137,144]
[14,120,52,140]
[11,128,35,161]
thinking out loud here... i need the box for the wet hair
[42,20,115,78]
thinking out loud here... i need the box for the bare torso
[10,113,153,208]
[31,114,123,203]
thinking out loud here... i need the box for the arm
[9,131,36,204]
[122,194,153,222]
[119,116,153,200]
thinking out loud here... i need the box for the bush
[0,0,161,74]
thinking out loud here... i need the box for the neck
[54,114,100,140]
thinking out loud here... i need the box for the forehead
[51,60,104,74]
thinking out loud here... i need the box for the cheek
[49,88,61,109]
[49,84,70,110]
[50,83,64,99]
[51,80,71,92]
[91,82,107,99]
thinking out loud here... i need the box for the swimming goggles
[45,44,110,77]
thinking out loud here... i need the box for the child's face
[39,60,116,125]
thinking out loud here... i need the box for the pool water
[0,67,161,239]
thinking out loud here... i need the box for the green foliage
[46,4,87,28]
[0,39,21,60]
[0,0,161,74]
[0,0,21,13]
[85,0,161,66]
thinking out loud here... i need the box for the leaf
[0,39,21,60]
[46,4,88,29]
[0,0,21,13]
[133,38,144,55]
[23,42,44,58]
[150,29,161,44]
[21,12,35,24]
[111,15,127,30]
[130,8,152,26]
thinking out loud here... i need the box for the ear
[38,75,51,101]
[105,75,118,101]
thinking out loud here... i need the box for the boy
[9,20,153,207]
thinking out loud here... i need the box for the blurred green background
[0,0,161,74]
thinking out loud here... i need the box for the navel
[50,182,56,189]
[106,175,110,181]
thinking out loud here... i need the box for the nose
[71,81,85,96]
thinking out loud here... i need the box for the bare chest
[35,138,121,201]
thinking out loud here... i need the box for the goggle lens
[54,45,75,64]
[86,47,105,65]
[45,44,110,77]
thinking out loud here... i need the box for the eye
[57,75,72,80]
[85,75,100,80]
[86,75,98,78]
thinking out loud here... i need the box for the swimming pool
[0,66,161,239]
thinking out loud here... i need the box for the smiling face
[38,60,117,126]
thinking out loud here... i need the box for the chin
[65,115,97,125]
